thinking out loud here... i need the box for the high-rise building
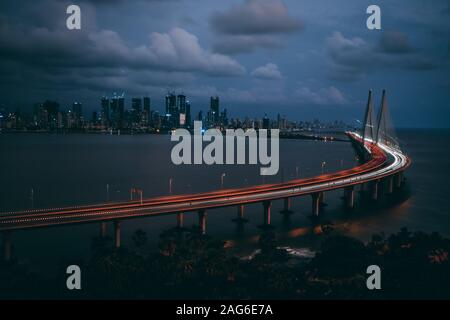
[131,97,142,126]
[262,114,270,129]
[165,92,177,128]
[165,93,177,116]
[210,96,220,125]
[72,102,83,129]
[92,111,98,123]
[177,94,186,113]
[185,100,191,128]
[33,103,48,129]
[101,96,110,127]
[42,100,60,129]
[143,96,151,125]
[177,94,187,127]
[220,108,228,127]
[110,93,125,129]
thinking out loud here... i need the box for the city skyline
[0,91,352,132]
[0,1,449,128]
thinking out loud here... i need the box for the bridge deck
[0,132,410,231]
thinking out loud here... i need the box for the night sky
[0,0,449,127]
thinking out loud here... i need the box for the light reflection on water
[0,129,449,274]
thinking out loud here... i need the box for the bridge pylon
[362,90,376,145]
[375,89,399,149]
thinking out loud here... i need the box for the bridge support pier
[100,222,107,238]
[232,205,248,223]
[280,198,294,214]
[395,172,403,188]
[198,209,207,235]
[386,176,394,194]
[114,221,121,249]
[262,201,272,226]
[2,231,11,262]
[371,180,379,201]
[344,186,355,209]
[319,192,326,207]
[311,193,322,216]
[359,183,367,194]
[176,212,184,229]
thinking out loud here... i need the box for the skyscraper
[72,102,83,129]
[101,96,110,127]
[165,92,177,128]
[42,100,60,130]
[131,97,142,125]
[177,94,186,127]
[177,94,186,113]
[185,100,191,128]
[262,114,270,129]
[165,92,177,116]
[210,96,219,125]
[143,96,151,125]
[110,93,125,129]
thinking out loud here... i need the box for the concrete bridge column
[176,212,184,229]
[232,205,248,223]
[371,180,379,201]
[237,205,244,220]
[263,201,272,226]
[319,192,325,206]
[360,183,367,193]
[114,220,121,249]
[280,197,293,214]
[344,186,355,209]
[198,209,207,234]
[311,193,321,216]
[100,222,107,238]
[386,176,394,194]
[395,172,403,188]
[2,231,11,262]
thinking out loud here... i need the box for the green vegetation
[1,227,449,299]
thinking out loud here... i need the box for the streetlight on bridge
[221,173,226,189]
[30,188,34,209]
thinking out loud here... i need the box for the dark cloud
[378,31,414,54]
[212,35,281,54]
[0,19,245,75]
[294,86,347,106]
[325,31,437,81]
[210,0,302,35]
[210,0,302,54]
[0,0,249,112]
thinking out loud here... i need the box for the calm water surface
[0,129,448,273]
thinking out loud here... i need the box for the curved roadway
[0,132,411,231]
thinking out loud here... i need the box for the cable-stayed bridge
[0,90,411,262]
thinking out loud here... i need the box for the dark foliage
[1,227,449,299]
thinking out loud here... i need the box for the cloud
[210,0,302,35]
[0,19,245,76]
[213,35,281,54]
[378,31,414,54]
[294,86,347,106]
[251,63,283,80]
[0,11,246,104]
[325,31,437,81]
[210,0,302,54]
[142,28,246,76]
